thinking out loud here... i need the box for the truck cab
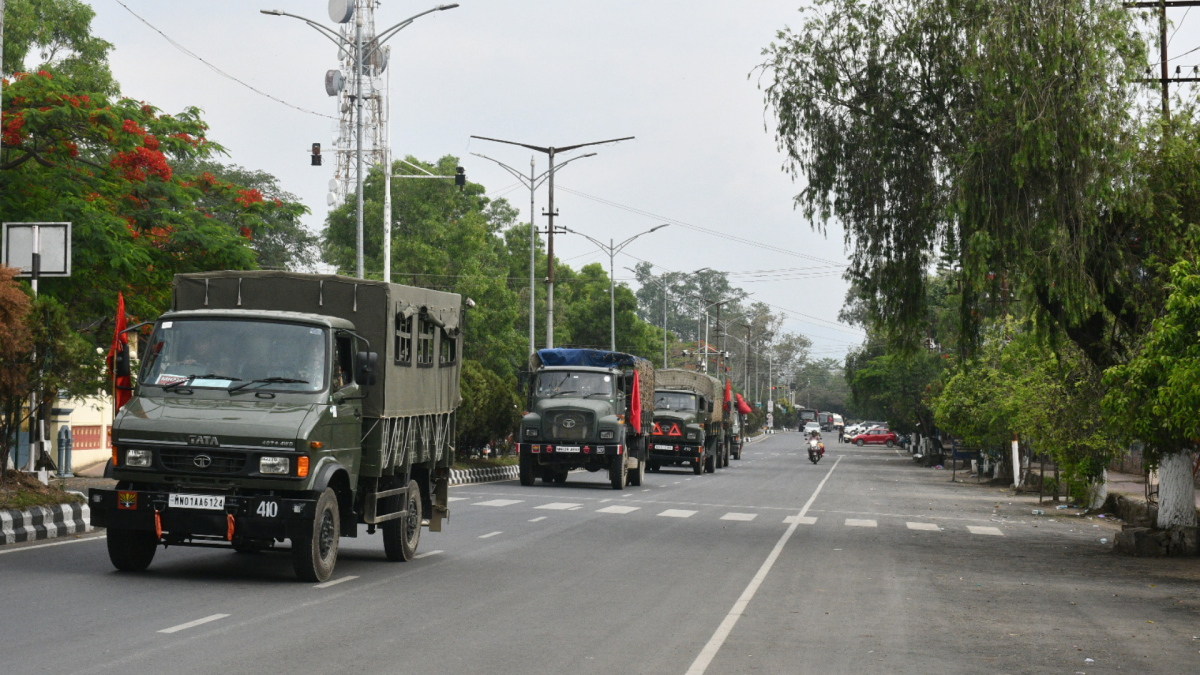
[647,388,711,474]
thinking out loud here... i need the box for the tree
[0,267,32,482]
[457,360,521,453]
[1103,261,1200,528]
[2,0,116,93]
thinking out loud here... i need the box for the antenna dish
[324,69,344,97]
[328,0,354,23]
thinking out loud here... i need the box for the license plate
[169,493,226,510]
[556,446,581,453]
[654,444,674,451]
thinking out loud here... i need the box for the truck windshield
[536,371,613,399]
[141,319,327,392]
[654,391,696,411]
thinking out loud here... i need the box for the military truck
[647,369,728,474]
[89,271,462,582]
[517,349,654,490]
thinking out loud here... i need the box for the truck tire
[693,455,704,475]
[519,451,536,486]
[722,445,730,468]
[628,456,644,486]
[610,455,627,490]
[106,527,158,572]
[292,488,340,582]
[383,480,421,562]
[552,469,568,484]
[704,449,716,473]
[734,444,742,460]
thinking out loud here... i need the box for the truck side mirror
[115,343,131,378]
[355,350,378,387]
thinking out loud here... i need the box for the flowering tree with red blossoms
[0,69,308,332]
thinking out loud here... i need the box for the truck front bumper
[648,443,702,464]
[518,443,622,467]
[88,488,316,542]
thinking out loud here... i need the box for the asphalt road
[3,432,1198,674]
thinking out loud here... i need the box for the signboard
[2,222,72,277]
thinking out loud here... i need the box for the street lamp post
[565,225,668,351]
[470,135,634,348]
[262,2,459,279]
[470,151,596,355]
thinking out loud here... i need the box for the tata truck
[517,349,654,490]
[89,271,462,582]
[647,369,728,474]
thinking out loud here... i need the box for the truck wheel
[383,480,421,562]
[628,457,644,486]
[704,451,716,473]
[519,451,536,486]
[106,527,158,572]
[610,456,627,490]
[733,445,742,460]
[293,488,340,582]
[553,470,568,484]
[722,446,730,468]
[693,456,704,475]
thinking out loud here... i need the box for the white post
[1011,434,1021,488]
[382,58,391,284]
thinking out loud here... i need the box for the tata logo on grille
[188,435,219,447]
[561,418,577,429]
[193,454,213,469]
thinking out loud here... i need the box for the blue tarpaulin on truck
[534,348,643,369]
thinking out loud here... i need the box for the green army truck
[88,271,462,582]
[647,369,728,474]
[517,349,654,490]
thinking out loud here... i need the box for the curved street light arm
[530,152,598,189]
[365,4,459,62]
[471,152,532,187]
[260,10,347,49]
[613,224,669,254]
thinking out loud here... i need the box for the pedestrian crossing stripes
[658,509,698,518]
[784,515,818,525]
[597,505,640,514]
[472,499,523,507]
[967,526,1004,536]
[906,522,941,531]
[720,513,757,522]
[535,502,583,510]
[845,518,878,527]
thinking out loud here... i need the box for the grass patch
[0,471,85,511]
[455,456,519,469]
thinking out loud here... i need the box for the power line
[111,0,336,120]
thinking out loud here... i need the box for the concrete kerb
[1,502,92,546]
[450,465,519,486]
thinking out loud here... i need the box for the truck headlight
[600,430,614,440]
[125,449,152,467]
[686,432,698,440]
[259,456,290,474]
[524,427,538,438]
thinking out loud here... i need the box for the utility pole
[470,135,633,348]
[472,151,597,355]
[1126,1,1200,124]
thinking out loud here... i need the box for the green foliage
[846,342,943,435]
[456,360,520,452]
[1103,261,1200,467]
[2,0,116,93]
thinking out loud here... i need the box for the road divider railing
[450,465,519,486]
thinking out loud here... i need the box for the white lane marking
[672,482,681,485]
[535,502,582,510]
[158,614,230,634]
[845,519,878,528]
[413,549,443,559]
[642,489,651,492]
[478,531,503,539]
[472,499,523,507]
[907,522,941,531]
[968,526,1004,536]
[657,509,697,518]
[0,533,106,555]
[783,516,817,524]
[447,497,468,502]
[685,456,842,675]
[314,575,359,589]
[596,505,640,514]
[721,513,757,522]
[529,516,547,522]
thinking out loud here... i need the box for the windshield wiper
[228,377,309,393]
[162,373,242,391]
[545,389,580,398]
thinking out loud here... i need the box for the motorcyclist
[807,429,825,458]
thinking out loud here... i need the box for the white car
[803,422,822,436]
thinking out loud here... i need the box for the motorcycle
[807,437,825,464]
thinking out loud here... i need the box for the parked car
[849,428,899,447]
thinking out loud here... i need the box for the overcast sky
[81,1,1200,361]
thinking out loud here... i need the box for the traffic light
[311,143,322,166]
[455,166,466,188]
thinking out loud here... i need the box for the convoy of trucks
[85,270,800,580]
[90,271,461,581]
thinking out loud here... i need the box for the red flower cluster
[239,226,252,239]
[1,110,25,146]
[111,146,172,182]
[234,188,265,208]
[122,119,145,136]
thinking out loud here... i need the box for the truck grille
[547,411,593,441]
[159,448,247,474]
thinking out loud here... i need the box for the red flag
[629,370,641,432]
[106,293,132,411]
[735,393,752,415]
[723,379,732,412]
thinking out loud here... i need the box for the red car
[850,428,898,447]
